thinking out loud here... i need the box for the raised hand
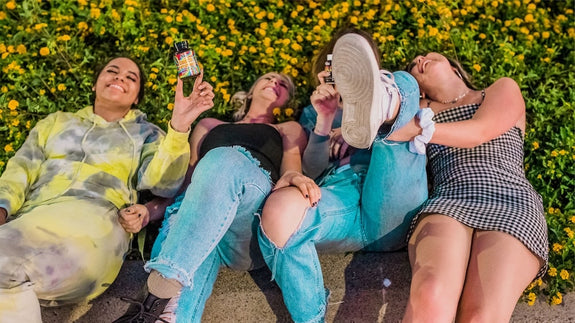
[170,71,215,132]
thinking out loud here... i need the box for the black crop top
[199,123,284,182]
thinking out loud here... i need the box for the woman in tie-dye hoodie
[0,57,215,322]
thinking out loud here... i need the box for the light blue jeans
[145,146,272,322]
[258,71,428,323]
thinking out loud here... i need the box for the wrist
[169,119,191,133]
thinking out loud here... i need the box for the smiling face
[251,72,293,108]
[407,52,454,90]
[93,57,142,111]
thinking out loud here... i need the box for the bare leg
[403,215,473,323]
[260,187,309,247]
[456,230,542,323]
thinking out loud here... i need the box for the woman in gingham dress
[392,52,548,322]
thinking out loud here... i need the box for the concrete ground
[41,251,574,322]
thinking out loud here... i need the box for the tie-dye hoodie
[0,106,190,218]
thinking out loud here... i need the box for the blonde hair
[231,72,295,121]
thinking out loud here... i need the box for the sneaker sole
[332,34,385,149]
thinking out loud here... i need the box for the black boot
[113,292,171,323]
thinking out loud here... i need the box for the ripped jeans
[258,71,428,323]
[145,146,272,322]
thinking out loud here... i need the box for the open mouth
[108,84,125,92]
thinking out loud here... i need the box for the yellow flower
[525,14,534,23]
[167,103,174,111]
[11,119,19,127]
[560,269,569,280]
[206,4,215,12]
[165,16,173,23]
[6,1,16,10]
[542,31,550,39]
[0,11,6,20]
[548,267,557,277]
[57,84,66,91]
[565,228,574,239]
[291,43,302,51]
[285,108,294,117]
[8,99,18,110]
[165,37,174,45]
[527,292,536,306]
[551,150,558,157]
[551,292,562,305]
[532,142,539,149]
[571,216,575,224]
[78,21,88,30]
[16,44,26,54]
[39,89,46,96]
[90,8,101,19]
[39,47,50,56]
[272,107,281,116]
[473,64,481,72]
[552,243,563,253]
[58,35,71,41]
[4,144,14,153]
[1,86,7,93]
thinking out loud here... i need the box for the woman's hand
[328,128,353,160]
[274,170,321,206]
[311,71,340,136]
[311,74,339,117]
[387,115,422,142]
[118,204,150,233]
[170,71,215,133]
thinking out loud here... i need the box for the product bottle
[324,54,335,84]
[174,40,201,80]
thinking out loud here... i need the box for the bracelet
[409,108,435,155]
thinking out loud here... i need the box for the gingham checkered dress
[409,102,549,277]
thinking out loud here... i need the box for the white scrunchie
[409,108,435,155]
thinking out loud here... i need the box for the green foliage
[1,0,574,305]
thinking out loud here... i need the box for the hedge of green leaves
[1,0,573,305]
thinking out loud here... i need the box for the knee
[260,187,309,248]
[407,276,458,321]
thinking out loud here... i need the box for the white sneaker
[332,33,400,149]
[155,291,180,323]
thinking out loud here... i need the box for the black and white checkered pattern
[409,103,549,278]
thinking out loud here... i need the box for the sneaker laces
[118,297,170,323]
[379,70,400,119]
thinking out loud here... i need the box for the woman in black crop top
[114,72,321,322]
